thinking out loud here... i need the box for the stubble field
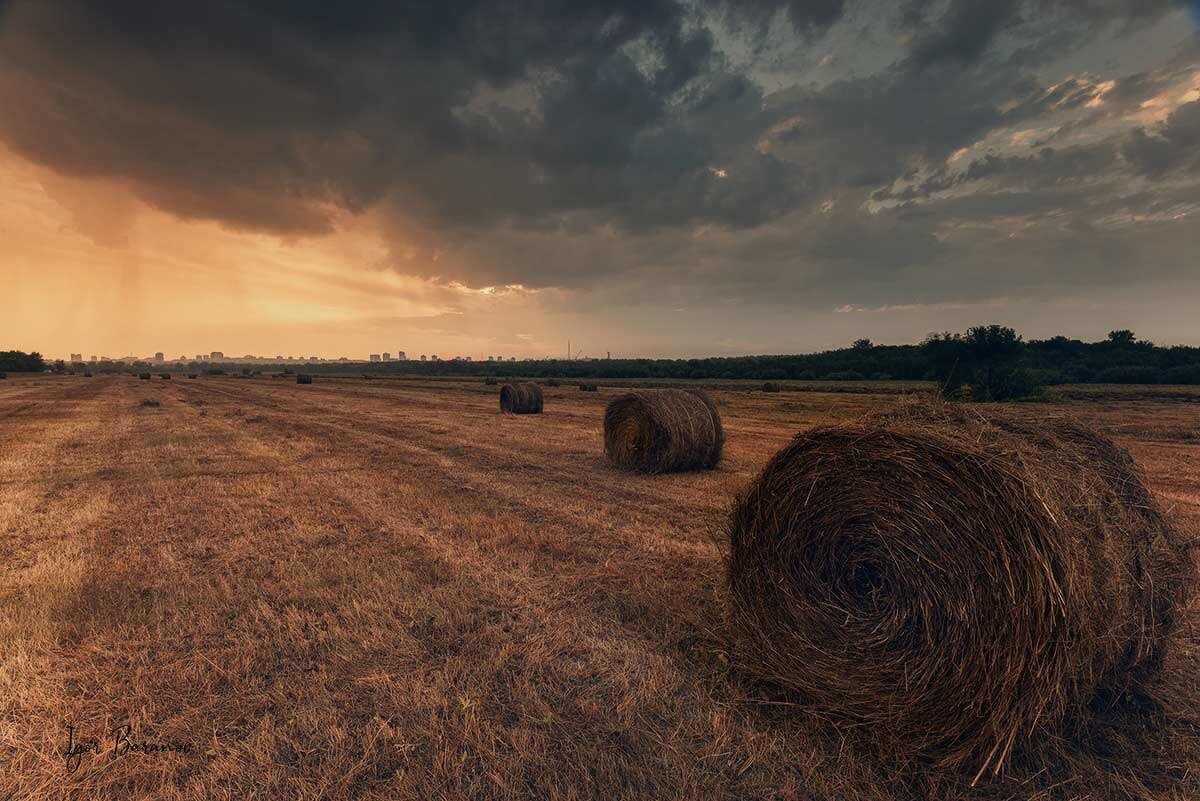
[1,374,1197,800]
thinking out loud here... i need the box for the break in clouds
[0,0,1198,334]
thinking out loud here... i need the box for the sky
[1,1,1198,361]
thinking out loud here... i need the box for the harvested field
[1,374,1196,801]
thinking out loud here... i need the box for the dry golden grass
[1,374,1196,800]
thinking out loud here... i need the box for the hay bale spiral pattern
[727,403,1190,778]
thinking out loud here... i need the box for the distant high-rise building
[369,354,381,362]
[420,355,427,362]
[396,351,406,361]
[70,353,82,362]
[465,356,472,361]
[153,352,164,363]
[211,351,224,361]
[89,355,97,363]
[487,356,494,362]
[382,352,391,361]
[431,355,439,362]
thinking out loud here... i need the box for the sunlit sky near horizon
[1,1,1198,360]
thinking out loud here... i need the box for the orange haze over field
[0,143,551,361]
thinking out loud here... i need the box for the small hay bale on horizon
[603,388,723,473]
[726,401,1195,783]
[762,381,782,392]
[138,373,151,380]
[296,374,313,385]
[544,378,561,387]
[579,383,599,392]
[484,376,498,385]
[159,373,171,380]
[83,371,93,377]
[187,374,198,379]
[499,382,543,414]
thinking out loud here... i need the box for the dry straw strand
[604,388,724,473]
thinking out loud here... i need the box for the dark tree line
[0,351,45,372]
[14,328,1200,399]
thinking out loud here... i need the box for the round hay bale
[579,383,598,392]
[138,372,151,380]
[762,381,782,393]
[726,402,1192,778]
[545,378,561,387]
[484,376,498,386]
[159,373,171,380]
[296,374,313,385]
[499,382,543,414]
[604,389,723,473]
[187,374,198,379]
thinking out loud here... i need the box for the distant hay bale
[726,402,1193,779]
[141,399,160,407]
[545,378,561,387]
[499,382,543,414]
[604,389,724,473]
[187,374,198,379]
[83,372,93,377]
[138,373,151,380]
[484,376,498,386]
[762,381,782,392]
[296,374,313,385]
[159,373,171,380]
[579,383,599,392]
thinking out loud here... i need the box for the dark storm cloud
[0,0,850,240]
[704,0,847,38]
[0,0,1194,312]
[900,0,1186,69]
[1125,100,1200,177]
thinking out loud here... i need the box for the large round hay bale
[499,382,543,414]
[138,372,151,380]
[762,381,782,393]
[604,389,723,473]
[296,374,313,385]
[727,403,1192,779]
